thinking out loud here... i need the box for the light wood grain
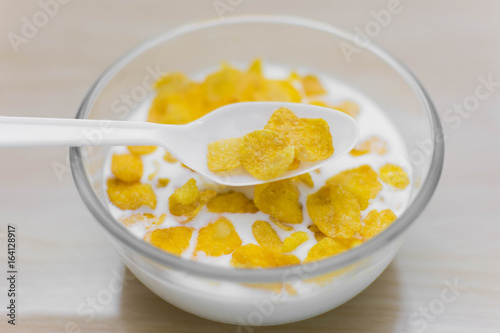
[1,1,499,332]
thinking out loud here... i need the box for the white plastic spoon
[0,102,358,186]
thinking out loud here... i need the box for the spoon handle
[0,116,164,148]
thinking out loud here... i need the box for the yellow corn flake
[239,129,295,180]
[289,71,300,81]
[352,137,387,157]
[308,224,327,241]
[206,191,258,214]
[288,158,300,171]
[205,63,250,108]
[154,72,191,92]
[163,151,178,163]
[251,79,302,103]
[120,213,166,229]
[264,106,299,135]
[252,220,282,249]
[171,178,198,205]
[230,244,300,268]
[170,191,215,223]
[350,136,388,157]
[148,71,208,125]
[310,100,359,118]
[264,107,334,162]
[168,179,216,222]
[313,231,327,242]
[207,137,242,172]
[309,100,328,107]
[157,178,170,188]
[292,173,314,187]
[282,232,309,253]
[254,180,303,224]
[334,236,363,249]
[294,118,334,161]
[195,217,242,256]
[361,209,397,240]
[307,185,361,238]
[147,61,303,128]
[127,146,157,155]
[308,225,362,246]
[270,216,294,231]
[301,74,327,96]
[144,226,193,256]
[148,161,160,181]
[379,164,410,190]
[326,165,382,210]
[107,178,156,210]
[111,153,143,183]
[247,58,262,74]
[304,238,348,263]
[308,224,320,233]
[332,100,360,118]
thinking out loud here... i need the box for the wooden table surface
[1,1,499,332]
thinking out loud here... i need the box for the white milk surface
[103,62,412,267]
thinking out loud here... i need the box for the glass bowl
[70,15,444,326]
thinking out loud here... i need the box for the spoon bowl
[174,102,358,186]
[0,101,358,186]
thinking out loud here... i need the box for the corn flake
[195,217,242,256]
[304,238,348,263]
[240,129,295,180]
[127,146,157,155]
[251,79,301,103]
[120,213,165,229]
[169,179,216,222]
[361,209,397,239]
[282,232,309,253]
[326,165,382,210]
[270,216,294,231]
[144,226,193,256]
[301,74,327,96]
[288,158,301,171]
[264,107,334,161]
[332,100,360,118]
[107,178,156,210]
[350,136,387,157]
[205,63,249,108]
[170,179,198,205]
[157,178,170,188]
[306,185,361,238]
[254,180,303,224]
[230,244,300,268]
[379,164,410,190]
[292,173,314,187]
[111,153,143,183]
[206,191,258,213]
[252,220,282,249]
[310,100,359,118]
[294,118,334,161]
[308,224,327,241]
[207,137,242,172]
[148,72,207,125]
[163,151,178,163]
[247,58,262,75]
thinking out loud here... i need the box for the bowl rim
[70,15,444,283]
